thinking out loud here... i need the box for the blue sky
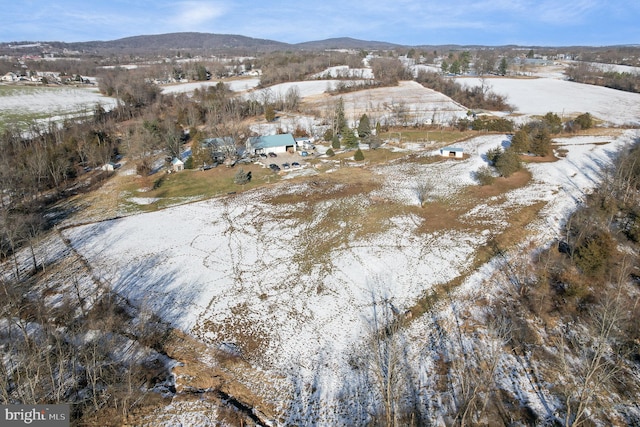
[2,0,639,46]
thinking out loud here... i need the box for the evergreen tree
[510,129,530,153]
[234,168,251,185]
[574,112,593,130]
[441,60,449,74]
[265,105,276,122]
[495,148,521,177]
[449,60,461,75]
[341,127,359,149]
[354,148,365,161]
[542,112,563,134]
[333,98,346,135]
[498,58,508,76]
[529,127,552,156]
[331,134,341,149]
[357,114,371,138]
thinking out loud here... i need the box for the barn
[246,134,297,156]
[439,146,464,158]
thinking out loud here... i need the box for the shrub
[233,168,251,185]
[184,156,194,169]
[573,231,615,277]
[574,112,593,130]
[354,148,364,161]
[486,146,503,165]
[542,112,563,134]
[475,166,496,185]
[471,117,514,132]
[325,148,335,157]
[494,148,521,177]
[510,129,530,153]
[331,135,340,149]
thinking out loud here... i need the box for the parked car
[282,162,290,169]
[268,152,277,157]
[291,162,300,167]
[269,163,280,172]
[300,151,308,157]
[259,153,267,158]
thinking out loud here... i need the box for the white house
[170,157,184,172]
[246,134,297,155]
[1,72,18,82]
[439,146,464,158]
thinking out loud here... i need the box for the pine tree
[357,114,371,138]
[265,105,275,122]
[498,58,508,76]
[333,98,346,135]
[331,134,340,149]
[354,148,365,161]
[342,127,359,149]
[234,168,251,185]
[510,129,530,153]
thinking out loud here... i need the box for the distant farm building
[295,136,315,150]
[101,162,118,172]
[439,146,464,158]
[246,134,297,155]
[170,157,184,172]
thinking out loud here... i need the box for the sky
[2,0,639,47]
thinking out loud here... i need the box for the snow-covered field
[457,76,640,126]
[160,78,260,94]
[0,84,118,127]
[54,72,640,422]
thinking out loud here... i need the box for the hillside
[2,56,640,424]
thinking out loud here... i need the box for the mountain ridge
[4,31,621,53]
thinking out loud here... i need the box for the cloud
[169,1,226,30]
[536,0,598,24]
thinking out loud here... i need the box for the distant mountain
[62,32,291,54]
[294,37,404,50]
[0,33,410,55]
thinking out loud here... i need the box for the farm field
[0,84,118,131]
[4,62,640,424]
[55,69,640,423]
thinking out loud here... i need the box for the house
[202,137,237,162]
[246,133,297,156]
[170,157,184,172]
[439,146,464,158]
[1,72,17,82]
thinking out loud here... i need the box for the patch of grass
[469,169,533,198]
[123,164,276,211]
[380,127,477,144]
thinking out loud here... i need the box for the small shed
[101,162,117,172]
[439,146,464,158]
[171,157,184,172]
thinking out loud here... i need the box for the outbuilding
[439,146,464,158]
[170,157,184,172]
[246,134,297,156]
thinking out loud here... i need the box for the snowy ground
[61,126,640,422]
[160,78,260,95]
[457,76,640,126]
[300,80,469,126]
[51,71,640,423]
[0,84,118,128]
